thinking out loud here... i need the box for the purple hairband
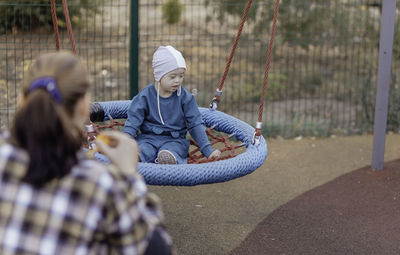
[29,77,62,103]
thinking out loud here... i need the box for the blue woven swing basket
[92,100,268,186]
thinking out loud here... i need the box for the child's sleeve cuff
[200,145,215,158]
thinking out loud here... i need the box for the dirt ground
[149,134,400,255]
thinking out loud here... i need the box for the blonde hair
[22,51,90,116]
[11,51,90,186]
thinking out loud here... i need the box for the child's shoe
[157,150,177,164]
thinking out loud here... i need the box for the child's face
[159,68,185,96]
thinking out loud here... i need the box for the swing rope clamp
[210,89,223,110]
[85,123,96,150]
[210,98,219,110]
[251,122,263,146]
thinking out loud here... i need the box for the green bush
[0,0,99,34]
[205,0,353,50]
[299,73,323,95]
[162,0,184,25]
[235,73,286,103]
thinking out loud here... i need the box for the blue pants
[136,133,190,164]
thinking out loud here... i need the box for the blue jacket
[123,83,215,158]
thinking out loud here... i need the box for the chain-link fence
[0,0,130,128]
[1,0,399,138]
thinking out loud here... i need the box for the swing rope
[253,0,280,145]
[210,0,254,110]
[50,0,76,54]
[207,0,280,145]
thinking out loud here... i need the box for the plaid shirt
[0,131,171,254]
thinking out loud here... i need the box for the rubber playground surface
[149,134,400,255]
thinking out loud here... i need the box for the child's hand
[208,149,221,159]
[95,130,139,175]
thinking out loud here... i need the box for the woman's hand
[95,130,139,175]
[208,149,221,159]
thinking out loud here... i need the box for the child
[123,45,221,164]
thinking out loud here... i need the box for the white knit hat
[152,45,186,81]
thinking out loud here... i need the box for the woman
[0,52,171,254]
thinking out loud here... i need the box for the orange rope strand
[50,0,60,51]
[212,0,253,105]
[50,0,77,54]
[257,0,280,124]
[62,0,77,54]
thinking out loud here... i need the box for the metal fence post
[371,0,397,170]
[129,0,139,98]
